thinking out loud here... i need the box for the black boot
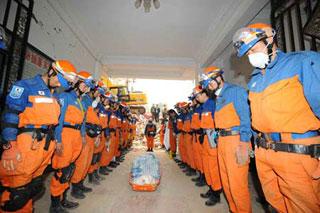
[94,170,105,181]
[195,174,206,187]
[71,183,86,199]
[99,166,109,175]
[79,180,92,193]
[88,172,100,185]
[205,190,221,206]
[200,188,213,199]
[150,148,153,152]
[192,174,201,182]
[105,167,113,172]
[109,162,117,168]
[186,168,196,176]
[50,195,68,213]
[61,190,79,209]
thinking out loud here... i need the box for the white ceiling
[54,0,264,80]
[57,0,230,58]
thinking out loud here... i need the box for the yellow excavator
[101,76,147,114]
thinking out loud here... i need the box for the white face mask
[248,52,270,69]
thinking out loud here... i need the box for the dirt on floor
[34,141,265,213]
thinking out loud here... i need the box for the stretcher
[129,153,161,192]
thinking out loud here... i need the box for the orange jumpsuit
[145,123,156,150]
[248,51,320,212]
[1,76,60,212]
[50,91,84,198]
[168,118,177,153]
[71,95,101,184]
[200,99,221,191]
[191,107,203,173]
[215,83,252,213]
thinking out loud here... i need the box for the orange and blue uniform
[177,114,186,162]
[50,90,85,198]
[248,50,320,212]
[215,82,252,213]
[71,94,100,185]
[184,112,195,169]
[0,75,60,212]
[200,98,221,191]
[144,123,157,150]
[168,117,178,154]
[191,105,203,173]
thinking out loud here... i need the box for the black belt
[194,129,204,135]
[218,129,240,137]
[18,127,54,151]
[109,128,116,132]
[63,124,82,130]
[256,137,320,158]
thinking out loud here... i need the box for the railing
[271,0,319,52]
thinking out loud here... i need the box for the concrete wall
[0,0,101,78]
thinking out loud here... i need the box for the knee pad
[1,186,31,212]
[55,163,76,184]
[29,176,44,199]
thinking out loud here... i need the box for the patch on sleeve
[9,86,24,99]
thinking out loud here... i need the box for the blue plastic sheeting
[131,153,160,185]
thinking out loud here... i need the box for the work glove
[311,159,320,179]
[1,142,21,171]
[235,142,250,166]
[105,138,110,152]
[55,142,63,156]
[94,136,101,148]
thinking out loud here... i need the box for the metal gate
[271,0,320,52]
[0,0,34,110]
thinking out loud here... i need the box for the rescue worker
[99,92,114,176]
[159,119,166,148]
[201,66,252,213]
[0,60,76,212]
[176,102,186,167]
[87,90,108,185]
[144,119,157,152]
[234,22,320,212]
[50,66,90,213]
[196,79,222,207]
[70,71,99,199]
[167,109,178,158]
[190,85,206,187]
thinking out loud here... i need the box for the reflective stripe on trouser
[255,136,320,213]
[71,135,95,184]
[50,128,82,197]
[218,135,252,213]
[202,137,222,190]
[146,136,154,149]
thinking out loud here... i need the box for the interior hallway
[34,141,265,213]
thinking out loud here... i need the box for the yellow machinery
[101,76,147,114]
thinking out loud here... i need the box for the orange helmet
[52,60,77,79]
[52,60,77,88]
[77,70,95,89]
[233,22,274,57]
[200,66,223,88]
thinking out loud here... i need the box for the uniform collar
[70,90,78,98]
[35,74,50,90]
[217,82,229,97]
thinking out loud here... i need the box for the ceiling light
[134,0,160,13]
